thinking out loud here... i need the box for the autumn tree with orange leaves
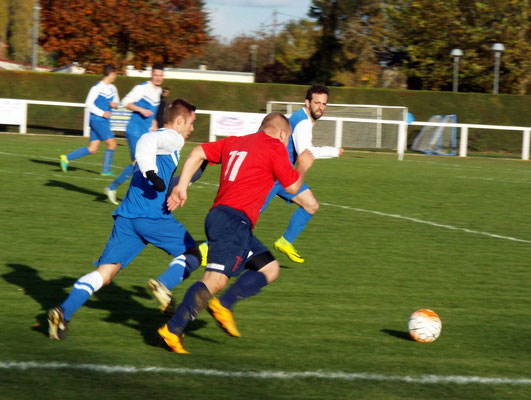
[39,0,209,70]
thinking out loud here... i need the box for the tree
[39,0,208,69]
[0,0,8,45]
[6,0,33,63]
[385,0,531,94]
[300,0,362,84]
[274,19,319,79]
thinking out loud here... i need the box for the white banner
[209,111,265,141]
[0,98,26,125]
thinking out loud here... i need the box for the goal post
[411,115,457,155]
[266,101,408,150]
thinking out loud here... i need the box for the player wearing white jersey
[104,63,164,205]
[262,85,344,263]
[59,64,119,175]
[48,99,201,340]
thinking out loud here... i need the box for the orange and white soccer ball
[408,309,442,343]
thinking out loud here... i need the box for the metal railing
[3,99,530,160]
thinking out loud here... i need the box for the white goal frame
[266,101,408,149]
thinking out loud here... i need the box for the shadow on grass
[381,329,414,341]
[30,158,99,175]
[1,263,217,347]
[45,180,110,203]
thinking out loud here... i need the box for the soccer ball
[408,309,442,343]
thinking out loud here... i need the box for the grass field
[0,133,530,399]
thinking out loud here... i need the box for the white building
[125,65,255,83]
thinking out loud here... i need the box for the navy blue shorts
[204,205,268,277]
[96,216,196,269]
[261,180,310,213]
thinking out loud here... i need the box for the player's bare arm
[167,145,207,211]
[285,149,314,194]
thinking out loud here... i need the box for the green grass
[0,133,530,399]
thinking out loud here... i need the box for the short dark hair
[152,63,165,71]
[164,98,196,125]
[102,64,116,76]
[305,84,329,102]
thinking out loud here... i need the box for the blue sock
[167,281,210,334]
[66,147,90,161]
[283,208,313,243]
[109,163,134,190]
[102,149,114,173]
[220,270,267,310]
[157,254,200,290]
[60,271,103,321]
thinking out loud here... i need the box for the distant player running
[59,64,119,175]
[157,112,314,353]
[48,99,201,340]
[264,84,344,263]
[104,63,164,205]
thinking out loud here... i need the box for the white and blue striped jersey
[287,107,340,165]
[122,81,162,136]
[113,128,185,220]
[85,80,119,120]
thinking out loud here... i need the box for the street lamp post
[491,42,505,94]
[450,48,463,92]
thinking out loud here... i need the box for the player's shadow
[30,158,99,175]
[45,179,109,202]
[381,329,414,341]
[2,263,78,336]
[2,263,218,347]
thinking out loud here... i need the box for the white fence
[1,98,530,161]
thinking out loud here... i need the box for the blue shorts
[204,205,268,277]
[261,181,310,213]
[89,118,114,142]
[96,216,196,269]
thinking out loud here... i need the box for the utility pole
[32,2,41,70]
[270,10,277,64]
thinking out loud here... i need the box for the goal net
[411,115,457,155]
[267,102,407,150]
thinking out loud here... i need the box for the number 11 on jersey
[224,151,248,182]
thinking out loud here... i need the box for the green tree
[0,0,8,44]
[7,0,32,63]
[386,0,530,94]
[301,0,362,84]
[274,19,319,78]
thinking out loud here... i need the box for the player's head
[165,98,196,139]
[305,84,329,121]
[259,112,292,146]
[151,63,165,87]
[102,64,117,82]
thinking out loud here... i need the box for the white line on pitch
[320,202,531,244]
[0,361,529,385]
[457,176,531,184]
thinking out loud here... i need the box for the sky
[204,0,313,41]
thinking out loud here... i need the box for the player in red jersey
[158,112,314,353]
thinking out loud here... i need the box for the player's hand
[102,111,111,119]
[146,170,166,192]
[109,101,118,109]
[338,148,344,157]
[167,185,187,211]
[140,109,153,118]
[296,149,315,171]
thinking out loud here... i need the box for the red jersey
[201,131,299,228]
